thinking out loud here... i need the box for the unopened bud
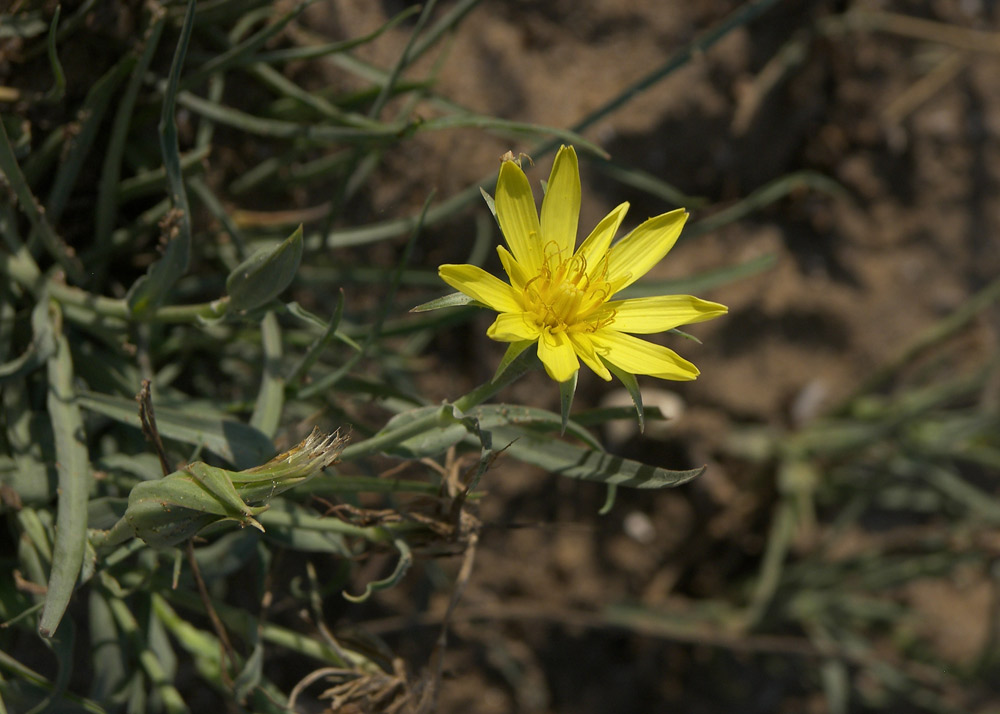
[124,428,346,548]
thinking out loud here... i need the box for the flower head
[439,145,727,384]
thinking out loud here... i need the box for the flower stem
[452,347,537,412]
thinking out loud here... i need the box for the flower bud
[124,428,346,548]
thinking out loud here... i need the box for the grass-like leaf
[39,314,91,638]
[492,425,704,489]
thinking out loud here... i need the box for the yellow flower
[439,145,727,384]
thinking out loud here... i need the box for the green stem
[258,509,421,543]
[452,346,537,412]
[88,518,136,551]
[4,256,232,323]
[339,408,450,462]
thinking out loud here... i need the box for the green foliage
[1,1,753,707]
[6,0,991,712]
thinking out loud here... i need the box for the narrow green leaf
[598,484,618,515]
[408,0,484,61]
[107,596,188,714]
[0,11,48,39]
[488,341,532,384]
[686,170,848,239]
[249,311,283,438]
[617,253,777,298]
[386,402,602,459]
[43,5,65,101]
[0,117,84,283]
[88,590,128,704]
[479,186,498,221]
[175,90,412,142]
[126,0,197,316]
[76,391,274,469]
[40,314,91,638]
[36,613,76,711]
[381,405,467,458]
[96,9,166,254]
[258,500,350,555]
[603,358,644,433]
[473,404,602,449]
[493,426,704,489]
[343,536,413,603]
[410,291,478,312]
[180,1,314,91]
[2,383,57,504]
[558,372,577,436]
[0,300,56,384]
[591,155,705,208]
[116,147,210,203]
[46,57,133,225]
[287,290,344,389]
[419,115,609,159]
[150,594,223,688]
[233,641,264,703]
[226,225,304,312]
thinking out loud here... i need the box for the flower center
[522,245,615,334]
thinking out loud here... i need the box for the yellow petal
[568,332,612,381]
[439,264,521,313]
[497,245,529,292]
[540,145,580,259]
[487,312,540,342]
[600,295,728,334]
[591,330,699,381]
[576,201,629,277]
[496,159,542,273]
[537,329,579,382]
[605,208,688,290]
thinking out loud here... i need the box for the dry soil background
[299,1,1000,712]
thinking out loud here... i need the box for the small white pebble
[623,510,656,544]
